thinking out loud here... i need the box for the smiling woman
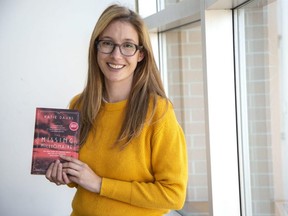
[45,4,188,216]
[96,20,144,95]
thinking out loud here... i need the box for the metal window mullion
[234,7,253,216]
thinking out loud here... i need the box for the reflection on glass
[161,22,209,216]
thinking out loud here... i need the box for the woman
[46,4,188,216]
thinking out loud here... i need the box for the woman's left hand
[60,155,102,193]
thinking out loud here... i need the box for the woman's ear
[137,51,145,62]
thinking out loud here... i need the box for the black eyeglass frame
[95,40,143,57]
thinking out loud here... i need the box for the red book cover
[31,107,80,175]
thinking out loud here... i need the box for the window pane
[236,0,287,215]
[161,22,209,216]
[161,0,184,9]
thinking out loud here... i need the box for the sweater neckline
[102,99,127,111]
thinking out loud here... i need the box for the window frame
[233,6,253,216]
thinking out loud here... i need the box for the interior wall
[0,0,134,215]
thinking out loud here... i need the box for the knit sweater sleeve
[100,102,188,210]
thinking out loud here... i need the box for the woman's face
[97,20,144,88]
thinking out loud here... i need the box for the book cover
[31,107,80,175]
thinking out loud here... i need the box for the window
[235,0,288,215]
[158,0,185,10]
[140,0,287,215]
[141,0,239,215]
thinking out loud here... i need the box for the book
[31,107,80,175]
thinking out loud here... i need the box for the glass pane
[236,0,288,215]
[164,0,183,8]
[161,0,184,9]
[161,22,209,216]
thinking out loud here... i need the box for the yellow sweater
[70,97,188,216]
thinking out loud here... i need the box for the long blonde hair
[72,4,167,148]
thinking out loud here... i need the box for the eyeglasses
[96,40,143,57]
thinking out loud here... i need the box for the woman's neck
[104,80,132,103]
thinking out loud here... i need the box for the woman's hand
[45,159,71,186]
[60,155,102,193]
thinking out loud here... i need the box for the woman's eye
[123,43,134,48]
[102,41,114,46]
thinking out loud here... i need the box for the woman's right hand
[45,159,72,186]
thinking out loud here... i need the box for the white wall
[0,0,134,215]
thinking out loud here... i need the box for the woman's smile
[107,63,125,70]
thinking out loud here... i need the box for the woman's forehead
[99,20,139,43]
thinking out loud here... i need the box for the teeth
[108,63,124,69]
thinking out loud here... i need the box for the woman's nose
[110,45,122,58]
